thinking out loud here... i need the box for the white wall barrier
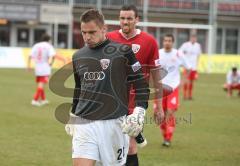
[0,47,240,73]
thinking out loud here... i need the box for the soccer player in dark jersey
[107,5,164,166]
[64,9,150,166]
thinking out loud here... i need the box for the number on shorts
[117,147,125,161]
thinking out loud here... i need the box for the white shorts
[72,116,129,166]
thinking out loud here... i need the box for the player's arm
[122,45,149,137]
[150,65,165,125]
[71,57,81,114]
[126,50,149,110]
[178,50,191,81]
[149,40,164,125]
[65,57,81,136]
[179,50,191,70]
[48,46,57,67]
[179,43,186,54]
[49,56,55,66]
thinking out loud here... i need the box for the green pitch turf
[0,69,240,166]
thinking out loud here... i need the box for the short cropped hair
[232,67,237,73]
[121,4,139,18]
[164,34,175,42]
[80,9,105,27]
[190,34,197,38]
[41,34,51,42]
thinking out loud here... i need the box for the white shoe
[41,100,49,105]
[31,100,41,106]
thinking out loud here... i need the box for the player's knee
[38,82,44,88]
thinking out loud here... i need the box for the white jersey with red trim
[158,48,190,89]
[30,41,56,76]
[179,41,202,70]
[226,71,240,84]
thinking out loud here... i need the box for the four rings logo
[84,71,106,81]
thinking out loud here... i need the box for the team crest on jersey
[132,44,141,54]
[100,59,110,70]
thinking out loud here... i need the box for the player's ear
[135,16,139,24]
[103,25,107,33]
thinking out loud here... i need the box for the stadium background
[0,0,240,72]
[0,0,240,166]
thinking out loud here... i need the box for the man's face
[190,35,197,43]
[81,20,106,48]
[163,36,173,50]
[233,69,237,75]
[119,10,139,34]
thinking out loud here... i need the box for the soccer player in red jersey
[107,5,164,166]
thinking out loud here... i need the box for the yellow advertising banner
[3,47,240,74]
[198,54,240,73]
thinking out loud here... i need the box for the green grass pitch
[0,69,240,166]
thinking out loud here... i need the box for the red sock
[189,82,193,98]
[162,115,176,141]
[40,89,45,100]
[33,87,42,101]
[160,120,167,140]
[183,83,188,99]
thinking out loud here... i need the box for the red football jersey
[107,29,159,113]
[107,29,159,67]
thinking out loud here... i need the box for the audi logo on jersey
[84,71,106,81]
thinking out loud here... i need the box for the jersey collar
[89,38,110,50]
[119,29,141,40]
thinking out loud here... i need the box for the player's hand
[121,107,145,137]
[154,111,164,125]
[65,113,77,136]
[153,101,165,125]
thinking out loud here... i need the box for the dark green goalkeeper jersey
[71,39,149,120]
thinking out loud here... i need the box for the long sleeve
[71,59,81,114]
[125,46,150,110]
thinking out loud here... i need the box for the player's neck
[122,29,137,39]
[90,37,108,48]
[164,48,172,53]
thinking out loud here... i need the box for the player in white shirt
[223,67,240,97]
[179,34,202,100]
[27,34,56,106]
[154,34,190,147]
